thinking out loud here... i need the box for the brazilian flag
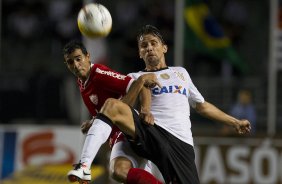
[184,0,248,73]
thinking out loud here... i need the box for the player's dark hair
[137,25,165,44]
[63,40,88,56]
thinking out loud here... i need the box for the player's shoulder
[169,66,189,73]
[127,71,143,78]
[92,63,123,75]
[92,63,110,70]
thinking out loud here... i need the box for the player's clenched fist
[234,119,251,134]
[140,73,162,88]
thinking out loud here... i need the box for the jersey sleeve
[183,68,205,108]
[127,72,139,80]
[94,64,134,95]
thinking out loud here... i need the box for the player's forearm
[139,87,151,112]
[121,78,145,106]
[196,101,238,127]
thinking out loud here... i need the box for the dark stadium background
[1,0,281,184]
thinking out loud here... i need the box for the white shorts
[110,140,148,169]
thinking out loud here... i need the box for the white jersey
[128,66,204,146]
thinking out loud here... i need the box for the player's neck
[79,65,92,83]
[146,63,167,71]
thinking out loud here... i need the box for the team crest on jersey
[89,94,98,105]
[160,73,170,80]
[174,71,185,81]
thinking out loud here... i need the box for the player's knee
[111,167,129,182]
[110,158,132,182]
[101,98,122,119]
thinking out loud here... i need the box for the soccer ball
[77,3,112,38]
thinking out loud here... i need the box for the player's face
[138,34,167,70]
[64,48,91,81]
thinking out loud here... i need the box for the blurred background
[0,0,282,184]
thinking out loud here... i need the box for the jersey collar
[143,67,169,72]
[78,63,93,89]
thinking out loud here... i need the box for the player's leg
[102,99,179,184]
[67,114,112,182]
[110,156,132,182]
[99,98,163,183]
[110,140,163,184]
[144,161,165,183]
[67,98,134,183]
[100,98,136,138]
[169,139,200,184]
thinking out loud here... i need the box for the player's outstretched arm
[195,101,251,134]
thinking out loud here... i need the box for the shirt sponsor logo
[96,68,126,80]
[152,85,187,96]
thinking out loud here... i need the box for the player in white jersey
[94,25,251,184]
[128,66,203,147]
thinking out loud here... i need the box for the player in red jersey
[63,40,163,184]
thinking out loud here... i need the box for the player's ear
[139,49,142,59]
[86,52,91,63]
[163,44,168,54]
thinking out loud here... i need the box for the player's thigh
[102,98,136,137]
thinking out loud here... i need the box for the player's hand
[140,73,162,88]
[233,119,251,134]
[81,120,93,134]
[139,109,155,125]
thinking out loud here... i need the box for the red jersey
[78,64,134,147]
[78,64,133,115]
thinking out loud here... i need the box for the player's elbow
[195,101,210,115]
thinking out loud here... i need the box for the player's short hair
[63,40,88,56]
[137,25,165,44]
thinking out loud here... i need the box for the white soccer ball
[77,3,112,38]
